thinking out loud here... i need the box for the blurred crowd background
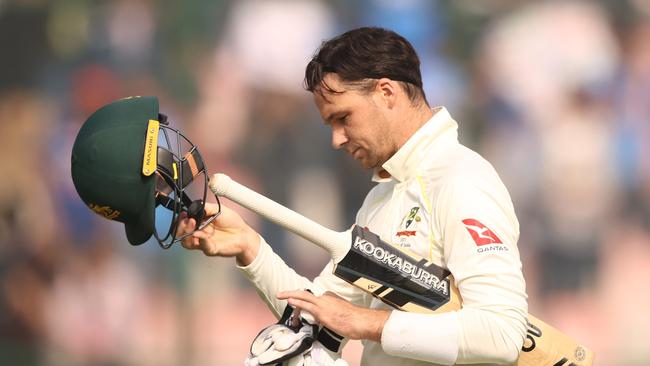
[1,0,649,365]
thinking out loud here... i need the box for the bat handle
[209,173,350,262]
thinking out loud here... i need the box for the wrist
[236,230,260,266]
[364,308,391,342]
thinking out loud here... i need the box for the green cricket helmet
[70,96,219,248]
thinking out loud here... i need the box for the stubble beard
[359,141,394,170]
[358,108,395,170]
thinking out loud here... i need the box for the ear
[375,78,398,109]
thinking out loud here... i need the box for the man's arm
[277,290,390,341]
[179,204,368,318]
[179,204,261,265]
[435,175,527,364]
[178,204,306,316]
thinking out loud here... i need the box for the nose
[331,124,348,150]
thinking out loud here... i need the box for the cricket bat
[209,173,594,366]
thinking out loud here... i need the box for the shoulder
[418,144,515,219]
[440,144,500,179]
[420,143,507,195]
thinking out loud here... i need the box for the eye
[339,114,349,123]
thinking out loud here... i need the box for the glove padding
[245,305,317,366]
[245,299,348,366]
[247,323,316,365]
[285,341,349,366]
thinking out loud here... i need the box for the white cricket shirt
[239,107,528,365]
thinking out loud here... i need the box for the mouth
[351,147,362,160]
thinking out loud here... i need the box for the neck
[392,102,435,149]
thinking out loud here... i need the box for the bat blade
[209,173,594,366]
[519,315,595,366]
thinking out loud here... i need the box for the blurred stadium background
[1,0,649,365]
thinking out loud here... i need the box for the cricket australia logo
[396,207,421,247]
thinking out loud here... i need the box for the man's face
[313,74,395,169]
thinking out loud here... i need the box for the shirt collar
[372,107,458,183]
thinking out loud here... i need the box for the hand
[276,290,391,342]
[177,203,260,266]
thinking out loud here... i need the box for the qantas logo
[462,219,502,246]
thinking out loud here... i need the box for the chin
[359,159,378,170]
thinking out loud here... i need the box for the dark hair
[304,27,427,104]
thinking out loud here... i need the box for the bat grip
[209,173,350,262]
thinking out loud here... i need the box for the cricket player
[178,27,528,365]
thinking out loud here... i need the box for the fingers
[179,217,199,249]
[276,290,318,302]
[191,228,211,240]
[322,291,343,300]
[191,225,215,253]
[202,202,221,217]
[277,290,343,304]
[186,222,232,256]
[178,210,217,250]
[285,298,318,316]
[277,290,321,315]
[175,203,255,258]
[176,212,194,234]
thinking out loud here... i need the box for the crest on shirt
[396,207,421,247]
